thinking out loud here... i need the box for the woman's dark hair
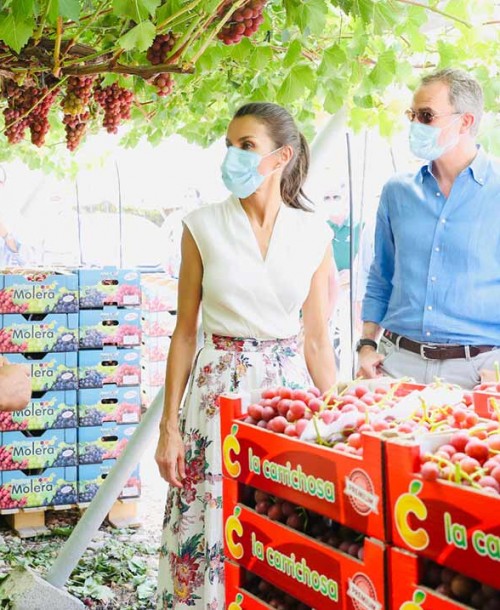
[233,102,312,211]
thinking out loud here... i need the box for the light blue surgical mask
[409,116,461,161]
[221,146,282,198]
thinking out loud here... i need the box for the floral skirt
[156,334,311,609]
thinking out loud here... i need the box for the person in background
[325,182,362,378]
[0,357,31,411]
[358,68,500,389]
[155,102,335,609]
[0,165,28,267]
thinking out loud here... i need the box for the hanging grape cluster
[146,33,176,98]
[60,76,96,150]
[217,0,266,45]
[3,83,59,147]
[93,83,134,134]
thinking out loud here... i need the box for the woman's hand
[155,426,186,488]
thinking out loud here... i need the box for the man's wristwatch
[355,338,378,352]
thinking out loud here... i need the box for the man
[325,183,362,378]
[0,357,31,411]
[357,69,500,389]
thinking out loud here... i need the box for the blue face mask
[221,146,282,199]
[409,116,461,161]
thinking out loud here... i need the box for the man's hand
[0,365,31,412]
[356,346,385,379]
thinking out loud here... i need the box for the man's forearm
[361,321,382,341]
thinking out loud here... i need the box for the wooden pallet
[0,498,141,538]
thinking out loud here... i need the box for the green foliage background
[0,0,498,175]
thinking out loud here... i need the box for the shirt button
[426,331,431,337]
[436,192,441,197]
[441,218,446,224]
[431,276,437,282]
[427,305,433,311]
[435,246,440,252]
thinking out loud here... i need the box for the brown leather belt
[383,330,497,361]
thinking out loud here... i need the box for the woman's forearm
[304,336,336,394]
[160,329,199,433]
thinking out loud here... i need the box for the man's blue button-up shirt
[362,148,500,345]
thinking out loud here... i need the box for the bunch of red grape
[146,33,176,65]
[244,486,365,559]
[0,446,28,470]
[103,437,129,460]
[3,83,58,146]
[63,111,91,151]
[0,487,28,510]
[0,290,29,314]
[0,411,28,432]
[103,363,141,386]
[61,76,95,115]
[105,283,141,306]
[422,558,500,608]
[217,0,266,45]
[244,571,311,610]
[103,402,141,423]
[0,329,28,353]
[94,83,134,134]
[152,73,174,98]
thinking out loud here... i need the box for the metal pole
[45,387,165,589]
[346,132,355,379]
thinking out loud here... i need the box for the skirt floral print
[156,335,312,609]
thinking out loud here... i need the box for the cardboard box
[78,386,141,426]
[140,383,163,408]
[141,335,171,362]
[77,460,140,503]
[0,466,77,509]
[220,395,386,540]
[0,271,78,314]
[2,352,78,392]
[223,501,386,610]
[140,358,166,386]
[386,438,500,589]
[78,423,137,465]
[0,390,77,431]
[0,313,78,353]
[78,348,141,388]
[79,307,141,349]
[140,273,177,312]
[0,428,77,471]
[140,311,176,336]
[79,268,141,308]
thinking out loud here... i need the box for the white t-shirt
[183,195,332,340]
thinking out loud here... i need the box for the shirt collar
[419,146,487,186]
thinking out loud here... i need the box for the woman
[155,102,336,609]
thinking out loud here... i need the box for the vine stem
[62,62,194,77]
[0,76,67,135]
[53,17,63,77]
[157,0,205,32]
[34,0,53,43]
[61,0,110,62]
[187,0,248,67]
[394,0,472,28]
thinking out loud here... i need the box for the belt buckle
[420,344,435,360]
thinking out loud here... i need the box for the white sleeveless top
[183,195,332,340]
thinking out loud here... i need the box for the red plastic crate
[225,561,283,610]
[223,498,386,610]
[386,438,500,589]
[388,546,491,610]
[220,394,387,541]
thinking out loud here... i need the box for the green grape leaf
[318,44,348,77]
[117,20,156,52]
[368,50,397,88]
[0,12,34,53]
[283,39,302,68]
[113,0,160,23]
